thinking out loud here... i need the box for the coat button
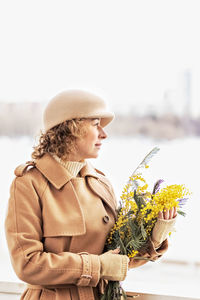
[103,215,109,223]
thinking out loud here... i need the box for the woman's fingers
[110,248,120,254]
[169,208,173,219]
[158,211,164,219]
[163,209,169,220]
[162,207,177,220]
[173,207,177,218]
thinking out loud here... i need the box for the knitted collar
[52,154,86,177]
[35,153,100,189]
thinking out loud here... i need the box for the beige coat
[5,153,168,300]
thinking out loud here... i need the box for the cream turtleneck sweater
[52,154,86,177]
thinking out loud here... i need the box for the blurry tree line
[1,102,200,140]
[109,113,200,140]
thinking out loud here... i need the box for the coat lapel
[80,162,117,220]
[35,154,117,230]
[35,154,86,236]
[86,177,117,220]
[42,181,86,237]
[35,153,73,189]
[80,162,117,219]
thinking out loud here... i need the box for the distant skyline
[0,0,200,116]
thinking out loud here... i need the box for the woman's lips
[95,143,102,148]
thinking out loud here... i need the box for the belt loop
[77,252,92,286]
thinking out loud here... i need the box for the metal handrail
[0,281,199,300]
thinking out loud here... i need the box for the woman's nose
[99,127,107,139]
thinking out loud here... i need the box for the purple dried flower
[177,198,188,207]
[152,179,164,194]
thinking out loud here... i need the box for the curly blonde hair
[31,119,87,161]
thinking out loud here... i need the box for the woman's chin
[87,153,99,159]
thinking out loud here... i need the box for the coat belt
[27,284,97,300]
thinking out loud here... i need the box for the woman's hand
[158,207,177,220]
[151,207,177,250]
[109,248,120,254]
[129,208,177,269]
[99,248,129,281]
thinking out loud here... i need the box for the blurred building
[162,69,193,117]
[179,69,192,117]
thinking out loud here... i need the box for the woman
[5,90,176,300]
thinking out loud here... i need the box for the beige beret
[43,90,115,132]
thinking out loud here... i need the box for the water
[0,135,199,296]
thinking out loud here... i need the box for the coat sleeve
[5,175,100,286]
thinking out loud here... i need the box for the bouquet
[101,147,190,300]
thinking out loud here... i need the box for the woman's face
[70,118,107,161]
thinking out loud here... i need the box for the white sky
[0,0,200,115]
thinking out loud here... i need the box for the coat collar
[35,153,100,189]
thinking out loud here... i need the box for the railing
[0,281,199,300]
[0,282,24,300]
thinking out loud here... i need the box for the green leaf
[121,288,127,300]
[128,219,139,236]
[140,221,147,240]
[177,210,186,217]
[134,191,146,210]
[133,256,151,261]
[118,236,127,255]
[126,234,146,251]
